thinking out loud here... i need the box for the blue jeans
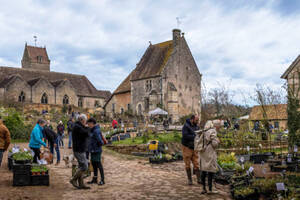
[49,139,60,162]
[68,132,72,148]
[57,134,64,147]
[0,149,4,167]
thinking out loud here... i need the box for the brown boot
[78,171,91,190]
[186,168,193,185]
[70,169,81,189]
[194,169,202,184]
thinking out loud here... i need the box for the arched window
[120,108,124,114]
[78,97,83,107]
[18,91,25,102]
[63,95,69,105]
[41,93,48,104]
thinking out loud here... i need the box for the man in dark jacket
[86,118,105,185]
[70,114,90,190]
[182,115,200,185]
[43,126,60,165]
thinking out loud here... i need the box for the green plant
[234,187,255,197]
[1,108,33,140]
[217,153,237,170]
[12,151,33,161]
[31,165,48,173]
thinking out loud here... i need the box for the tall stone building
[0,44,111,109]
[105,29,202,122]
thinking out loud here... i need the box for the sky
[0,0,299,105]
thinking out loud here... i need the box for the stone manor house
[104,29,202,122]
[0,44,111,109]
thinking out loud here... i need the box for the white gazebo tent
[148,107,168,115]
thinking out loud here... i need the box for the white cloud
[0,0,299,104]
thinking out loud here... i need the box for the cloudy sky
[0,0,299,104]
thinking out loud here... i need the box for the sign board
[276,183,285,191]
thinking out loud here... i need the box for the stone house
[249,104,287,131]
[105,29,202,122]
[281,55,300,98]
[0,44,111,109]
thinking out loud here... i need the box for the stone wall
[131,77,162,115]
[105,92,131,118]
[55,81,78,106]
[31,79,55,104]
[106,144,147,154]
[4,77,31,102]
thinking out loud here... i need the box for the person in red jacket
[112,119,118,129]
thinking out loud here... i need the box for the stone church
[105,29,202,122]
[0,44,111,109]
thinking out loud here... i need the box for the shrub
[1,108,33,140]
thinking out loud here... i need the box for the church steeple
[21,43,50,71]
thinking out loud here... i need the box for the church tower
[21,43,51,71]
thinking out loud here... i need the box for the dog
[63,154,76,168]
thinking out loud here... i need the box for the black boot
[98,180,105,185]
[186,168,193,185]
[194,169,202,184]
[87,177,97,184]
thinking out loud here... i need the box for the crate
[12,162,31,175]
[31,174,50,186]
[8,157,13,171]
[13,173,31,186]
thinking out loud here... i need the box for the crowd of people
[0,110,220,194]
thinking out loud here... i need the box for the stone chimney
[172,29,181,46]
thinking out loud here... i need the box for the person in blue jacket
[86,118,105,185]
[29,119,47,163]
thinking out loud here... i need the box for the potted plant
[232,187,259,200]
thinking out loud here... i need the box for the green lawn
[112,131,182,145]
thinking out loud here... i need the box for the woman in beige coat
[195,120,219,194]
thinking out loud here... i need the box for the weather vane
[33,36,37,46]
[176,17,181,28]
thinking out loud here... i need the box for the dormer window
[37,56,43,63]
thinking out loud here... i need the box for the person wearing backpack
[86,118,105,186]
[196,120,220,194]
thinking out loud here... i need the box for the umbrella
[149,108,168,115]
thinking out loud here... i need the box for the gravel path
[0,141,232,200]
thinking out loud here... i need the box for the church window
[120,108,124,114]
[145,80,152,92]
[145,97,149,110]
[37,56,43,63]
[63,95,69,105]
[41,93,48,104]
[78,97,83,107]
[127,104,131,111]
[18,91,25,102]
[94,100,99,108]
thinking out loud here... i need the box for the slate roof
[25,45,50,63]
[249,104,287,120]
[131,40,173,81]
[112,40,173,96]
[113,72,132,94]
[0,66,109,98]
[97,90,112,101]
